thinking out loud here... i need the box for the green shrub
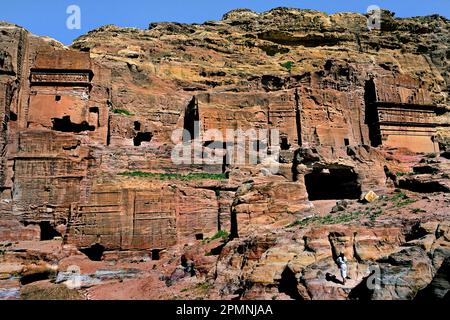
[391,191,407,201]
[112,108,134,116]
[118,172,227,181]
[287,209,384,228]
[390,191,416,207]
[207,230,229,242]
[280,61,294,71]
[369,209,383,221]
[396,198,417,208]
[196,283,212,291]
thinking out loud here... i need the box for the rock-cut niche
[305,168,362,200]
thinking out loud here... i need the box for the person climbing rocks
[336,252,350,285]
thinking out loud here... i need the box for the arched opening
[10,112,17,121]
[80,243,105,261]
[305,168,362,200]
[39,221,61,241]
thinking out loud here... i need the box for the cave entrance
[133,132,153,146]
[52,116,95,133]
[0,53,5,68]
[195,233,204,240]
[183,97,200,142]
[305,168,361,200]
[151,249,161,261]
[364,79,382,147]
[344,138,350,146]
[280,137,291,150]
[80,243,105,261]
[89,107,99,114]
[134,121,141,131]
[39,221,61,241]
[20,271,52,285]
[278,267,303,300]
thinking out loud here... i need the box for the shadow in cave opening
[52,116,95,133]
[278,267,303,300]
[80,243,105,261]
[183,97,200,142]
[133,132,153,146]
[39,221,61,241]
[364,79,382,147]
[305,168,362,200]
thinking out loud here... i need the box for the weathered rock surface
[0,8,449,300]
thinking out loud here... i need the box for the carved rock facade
[0,9,449,278]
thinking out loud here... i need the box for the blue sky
[1,1,449,45]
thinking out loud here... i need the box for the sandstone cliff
[0,8,449,300]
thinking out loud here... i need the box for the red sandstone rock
[0,8,449,300]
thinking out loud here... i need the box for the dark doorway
[195,233,204,240]
[364,79,382,147]
[0,52,5,69]
[280,137,291,150]
[52,116,95,133]
[89,107,99,114]
[295,88,303,147]
[305,168,362,200]
[20,271,52,285]
[183,97,200,142]
[134,121,141,131]
[344,138,350,146]
[151,249,161,261]
[80,243,105,261]
[278,267,303,300]
[39,221,61,241]
[133,132,153,146]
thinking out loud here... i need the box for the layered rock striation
[0,8,449,300]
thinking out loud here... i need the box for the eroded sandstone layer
[0,8,449,300]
